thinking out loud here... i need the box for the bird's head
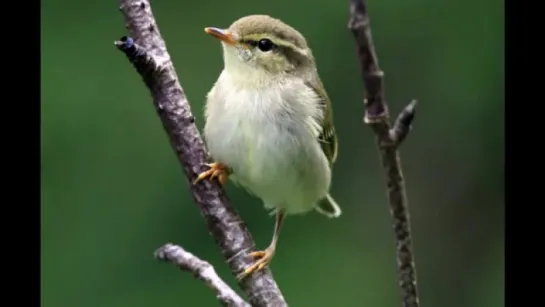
[205,15,315,78]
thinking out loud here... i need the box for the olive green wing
[305,77,338,167]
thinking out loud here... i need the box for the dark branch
[348,1,421,307]
[115,1,286,306]
[155,244,250,307]
[390,100,417,146]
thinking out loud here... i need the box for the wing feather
[304,78,338,166]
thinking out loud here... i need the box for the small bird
[195,15,342,280]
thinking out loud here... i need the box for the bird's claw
[236,248,275,281]
[193,162,229,185]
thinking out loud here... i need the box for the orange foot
[193,162,230,185]
[236,248,275,281]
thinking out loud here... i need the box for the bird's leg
[237,210,286,280]
[193,162,230,185]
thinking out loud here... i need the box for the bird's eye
[257,39,275,52]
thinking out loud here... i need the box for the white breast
[203,70,331,214]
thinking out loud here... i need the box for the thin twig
[348,1,421,307]
[155,243,250,307]
[115,1,287,306]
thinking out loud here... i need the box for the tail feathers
[315,194,342,218]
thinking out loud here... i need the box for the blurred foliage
[41,0,504,306]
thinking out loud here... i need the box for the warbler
[194,15,342,280]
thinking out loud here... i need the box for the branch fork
[155,244,251,307]
[349,0,421,307]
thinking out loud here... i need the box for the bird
[194,14,342,280]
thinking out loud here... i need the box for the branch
[155,244,250,307]
[348,1,421,307]
[115,1,286,306]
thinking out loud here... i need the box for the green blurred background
[41,0,504,306]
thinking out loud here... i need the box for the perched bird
[194,14,342,280]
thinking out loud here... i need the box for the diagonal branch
[115,1,287,306]
[155,243,250,307]
[348,1,421,307]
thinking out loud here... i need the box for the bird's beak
[204,27,237,45]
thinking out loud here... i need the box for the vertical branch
[115,1,287,306]
[348,1,421,307]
